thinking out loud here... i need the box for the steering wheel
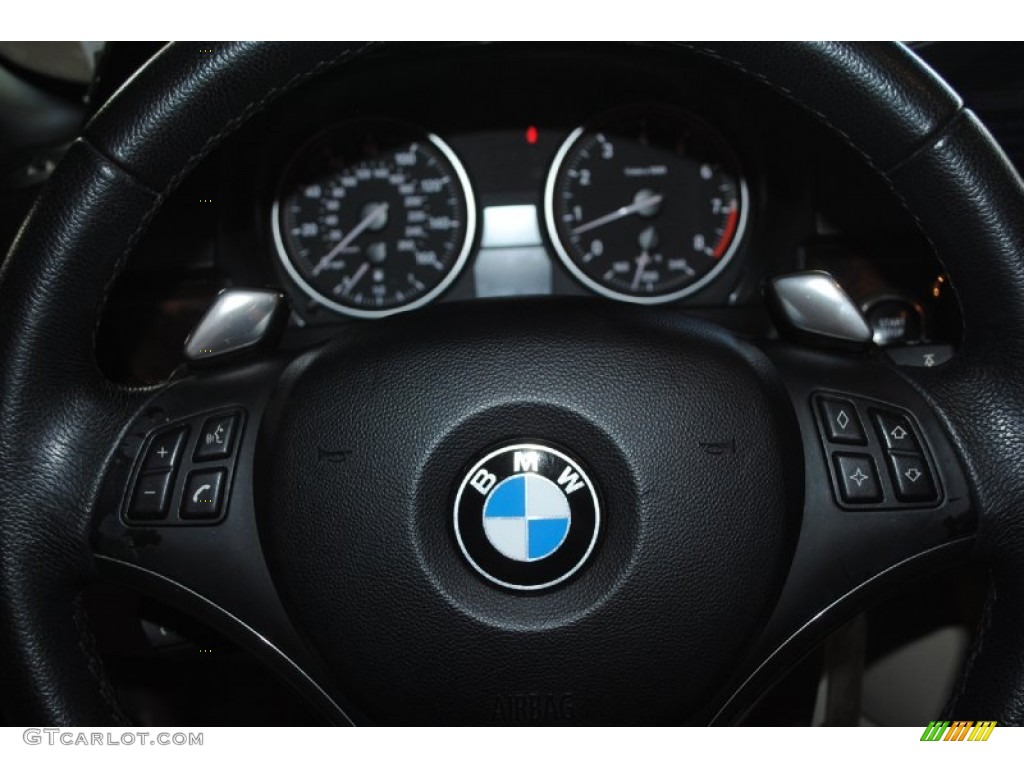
[2,42,1023,726]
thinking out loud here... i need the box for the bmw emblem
[453,443,601,591]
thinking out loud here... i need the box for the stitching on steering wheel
[85,41,381,377]
[672,42,964,347]
[946,572,997,715]
[64,44,382,717]
[671,42,932,178]
[73,594,130,725]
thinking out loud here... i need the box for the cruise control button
[194,413,239,461]
[181,469,226,520]
[871,410,919,452]
[888,453,938,503]
[833,453,883,504]
[143,427,188,472]
[818,397,866,444]
[129,471,173,520]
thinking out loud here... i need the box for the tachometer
[272,119,476,318]
[544,106,748,303]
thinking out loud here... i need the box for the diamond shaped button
[817,397,866,445]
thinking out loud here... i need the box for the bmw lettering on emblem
[454,443,601,590]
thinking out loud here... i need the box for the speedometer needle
[312,203,389,276]
[341,262,370,296]
[570,193,663,236]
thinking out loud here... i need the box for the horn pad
[257,300,802,724]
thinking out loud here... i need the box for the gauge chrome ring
[271,128,477,320]
[543,113,750,305]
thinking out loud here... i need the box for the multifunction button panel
[124,410,244,526]
[812,393,941,510]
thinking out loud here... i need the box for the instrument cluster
[99,46,960,386]
[270,104,751,320]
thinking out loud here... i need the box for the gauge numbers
[273,120,476,318]
[545,106,748,304]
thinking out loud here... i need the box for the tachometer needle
[570,193,663,236]
[312,203,389,276]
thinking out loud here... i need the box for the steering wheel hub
[256,300,801,723]
[453,441,602,591]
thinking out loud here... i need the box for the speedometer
[272,119,476,318]
[544,106,748,304]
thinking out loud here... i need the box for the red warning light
[525,126,539,145]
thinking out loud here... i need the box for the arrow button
[871,410,919,452]
[887,454,937,503]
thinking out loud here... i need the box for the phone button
[181,469,226,520]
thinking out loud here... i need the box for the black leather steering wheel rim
[1,41,1023,725]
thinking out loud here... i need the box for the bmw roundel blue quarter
[454,443,600,590]
[483,474,571,562]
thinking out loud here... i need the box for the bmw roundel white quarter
[454,443,601,591]
[483,474,570,562]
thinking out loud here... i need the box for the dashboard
[95,45,961,383]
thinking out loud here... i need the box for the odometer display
[273,120,476,318]
[544,106,748,303]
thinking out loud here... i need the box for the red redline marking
[712,207,739,259]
